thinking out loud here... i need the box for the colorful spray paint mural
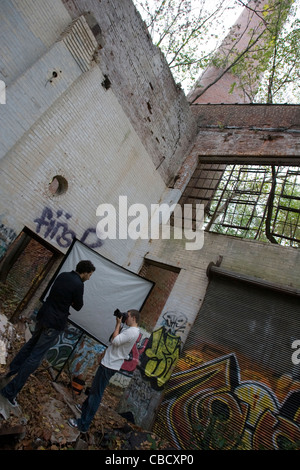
[153,350,300,450]
[150,274,300,450]
[140,312,187,390]
[46,325,83,372]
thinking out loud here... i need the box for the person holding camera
[68,309,140,433]
[1,260,95,407]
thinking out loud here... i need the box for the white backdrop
[43,240,154,345]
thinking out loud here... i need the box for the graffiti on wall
[153,353,300,450]
[0,205,102,259]
[34,207,102,249]
[69,335,106,379]
[46,324,150,384]
[46,325,82,370]
[140,311,187,390]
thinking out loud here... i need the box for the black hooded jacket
[36,270,84,330]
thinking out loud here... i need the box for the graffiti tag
[34,207,102,249]
[161,311,187,335]
[140,326,181,390]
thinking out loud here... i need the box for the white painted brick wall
[1,64,166,267]
[0,14,98,160]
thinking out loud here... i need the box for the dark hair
[76,260,96,274]
[128,309,140,324]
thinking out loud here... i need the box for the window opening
[204,165,300,247]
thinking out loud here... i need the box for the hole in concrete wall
[49,175,68,196]
[101,74,111,90]
[48,70,62,84]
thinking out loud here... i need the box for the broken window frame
[204,165,300,247]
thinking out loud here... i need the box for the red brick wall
[139,262,179,332]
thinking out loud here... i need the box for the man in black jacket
[0,260,95,407]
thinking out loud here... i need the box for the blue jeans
[1,324,60,401]
[77,363,116,432]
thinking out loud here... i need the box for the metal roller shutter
[153,265,300,450]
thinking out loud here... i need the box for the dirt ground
[0,323,171,451]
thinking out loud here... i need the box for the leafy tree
[254,2,300,103]
[133,0,300,103]
[229,0,300,103]
[133,0,244,91]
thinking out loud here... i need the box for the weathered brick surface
[62,0,197,185]
[139,261,179,332]
[1,64,168,266]
[192,103,300,129]
[178,103,300,218]
[2,0,194,270]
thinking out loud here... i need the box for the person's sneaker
[68,417,78,429]
[68,417,86,433]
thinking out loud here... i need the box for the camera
[114,308,128,323]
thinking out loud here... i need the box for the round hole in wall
[49,175,68,195]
